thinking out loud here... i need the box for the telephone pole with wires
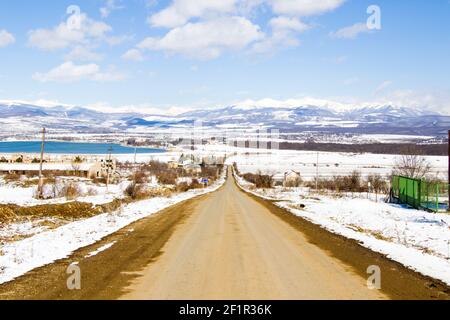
[315,152,319,191]
[106,146,113,192]
[37,128,46,199]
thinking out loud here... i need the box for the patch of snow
[235,173,450,286]
[0,169,227,284]
[85,241,117,258]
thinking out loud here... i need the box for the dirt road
[1,168,449,300]
[121,170,386,300]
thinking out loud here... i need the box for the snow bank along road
[0,168,449,299]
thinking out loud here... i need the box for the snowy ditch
[234,172,450,286]
[0,170,227,284]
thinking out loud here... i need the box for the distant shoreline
[0,141,166,155]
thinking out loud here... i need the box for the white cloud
[377,89,450,114]
[149,0,237,28]
[270,15,309,32]
[122,48,144,61]
[270,0,345,16]
[138,16,263,59]
[100,0,124,18]
[32,61,125,83]
[148,0,345,28]
[134,0,344,60]
[28,13,112,50]
[0,29,15,48]
[251,16,309,54]
[105,34,134,46]
[330,22,372,39]
[64,46,103,61]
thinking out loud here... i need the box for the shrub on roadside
[306,171,389,194]
[175,182,190,193]
[175,179,204,193]
[201,167,218,180]
[148,161,169,175]
[157,171,177,185]
[131,168,148,184]
[242,172,273,189]
[284,177,302,188]
[124,182,143,200]
[4,173,21,182]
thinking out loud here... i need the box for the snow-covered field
[226,149,447,180]
[0,178,128,207]
[234,173,450,286]
[0,169,227,284]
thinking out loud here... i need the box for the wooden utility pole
[106,146,113,192]
[37,128,46,199]
[134,146,137,165]
[315,152,319,191]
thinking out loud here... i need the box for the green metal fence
[391,175,448,213]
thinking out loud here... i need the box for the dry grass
[0,202,99,224]
[157,171,177,185]
[242,172,274,189]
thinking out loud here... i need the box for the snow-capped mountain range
[0,101,449,136]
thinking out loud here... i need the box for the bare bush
[124,182,144,200]
[157,171,177,185]
[242,171,273,189]
[86,187,98,196]
[36,180,82,200]
[71,162,82,177]
[190,179,202,189]
[175,179,204,193]
[62,182,82,200]
[148,161,169,175]
[131,168,148,184]
[91,176,107,185]
[367,174,388,194]
[306,171,368,193]
[284,177,302,188]
[175,182,190,193]
[393,147,431,179]
[4,173,21,182]
[201,167,219,180]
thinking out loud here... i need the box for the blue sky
[0,0,449,114]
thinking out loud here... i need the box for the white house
[179,153,202,166]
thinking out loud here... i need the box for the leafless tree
[393,147,431,179]
[71,162,82,177]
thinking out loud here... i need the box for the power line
[37,128,46,199]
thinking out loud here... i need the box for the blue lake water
[0,141,165,154]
